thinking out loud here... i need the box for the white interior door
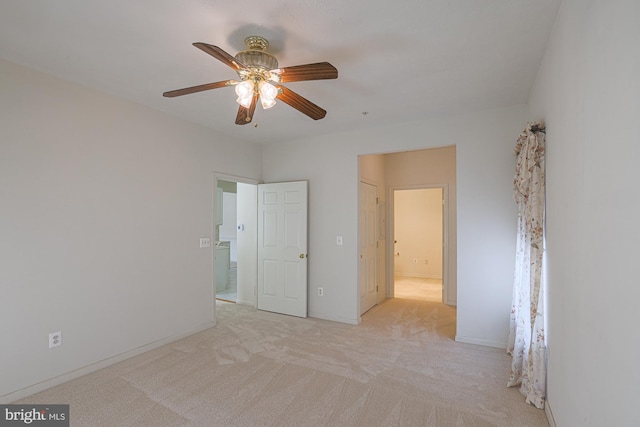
[257,181,308,318]
[360,182,378,314]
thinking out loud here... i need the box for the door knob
[299,253,307,259]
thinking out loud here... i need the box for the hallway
[394,277,443,303]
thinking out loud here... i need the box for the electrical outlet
[49,331,62,348]
[318,287,324,296]
[424,259,429,264]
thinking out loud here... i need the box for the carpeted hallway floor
[17,297,548,426]
[394,277,443,302]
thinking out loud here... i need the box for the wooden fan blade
[163,80,235,98]
[275,62,338,83]
[235,93,258,125]
[193,42,245,71]
[276,86,327,120]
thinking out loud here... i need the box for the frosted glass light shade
[236,95,253,108]
[235,80,254,98]
[261,97,276,109]
[259,81,278,101]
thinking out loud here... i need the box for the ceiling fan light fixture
[258,81,278,109]
[165,37,338,125]
[235,80,255,108]
[261,97,277,110]
[234,80,254,98]
[236,95,253,109]
[259,81,278,100]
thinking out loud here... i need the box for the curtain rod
[529,123,546,133]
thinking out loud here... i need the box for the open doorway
[358,145,456,314]
[393,187,444,303]
[214,176,258,307]
[213,175,308,320]
[215,180,238,302]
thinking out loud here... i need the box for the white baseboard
[235,299,256,307]
[308,311,360,325]
[545,399,557,427]
[455,335,507,349]
[0,321,215,404]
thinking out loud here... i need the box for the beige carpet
[17,299,548,426]
[394,277,443,302]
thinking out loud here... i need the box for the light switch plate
[200,238,211,248]
[336,236,343,246]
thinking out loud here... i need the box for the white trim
[0,322,215,404]
[308,311,360,325]
[213,172,262,186]
[545,399,557,427]
[358,180,379,315]
[235,299,256,307]
[455,335,507,349]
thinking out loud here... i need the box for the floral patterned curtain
[507,122,546,409]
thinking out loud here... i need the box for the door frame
[358,180,379,315]
[387,184,449,303]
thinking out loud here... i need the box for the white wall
[263,105,524,344]
[0,59,263,401]
[527,1,640,424]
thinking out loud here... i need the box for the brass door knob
[299,253,307,259]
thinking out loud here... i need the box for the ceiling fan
[163,36,338,125]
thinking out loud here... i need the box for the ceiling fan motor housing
[235,36,278,71]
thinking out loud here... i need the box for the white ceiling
[0,0,560,145]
